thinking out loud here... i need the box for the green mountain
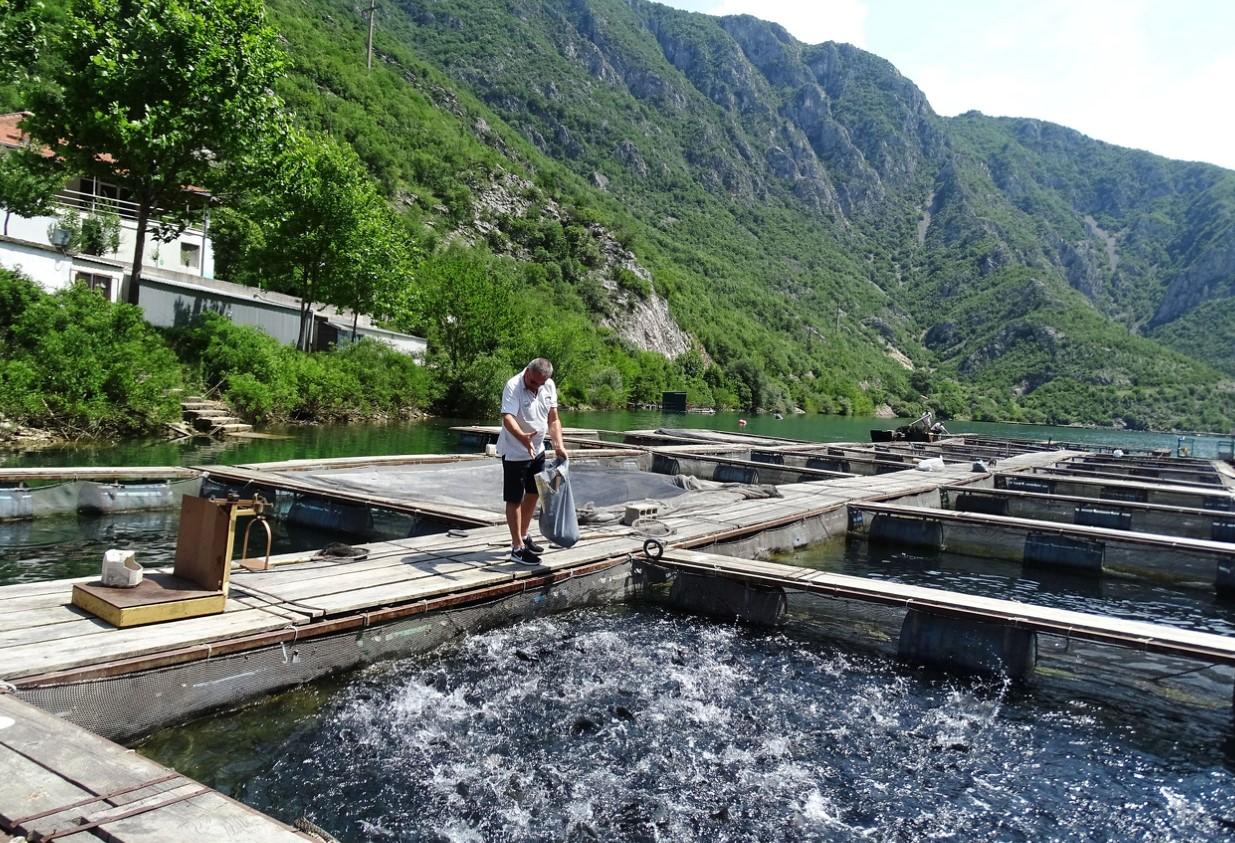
[11,0,1235,429]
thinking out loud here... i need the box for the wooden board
[658,549,1235,664]
[0,605,294,680]
[72,574,226,628]
[173,495,232,592]
[849,501,1235,555]
[196,464,501,527]
[0,696,308,842]
[0,466,198,482]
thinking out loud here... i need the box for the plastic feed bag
[536,458,580,548]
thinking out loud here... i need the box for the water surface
[778,536,1235,638]
[139,605,1235,842]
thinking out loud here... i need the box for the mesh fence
[286,458,696,513]
[19,564,634,743]
[636,565,1235,732]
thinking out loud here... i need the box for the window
[74,272,113,300]
[180,242,201,270]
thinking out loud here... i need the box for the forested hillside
[7,0,1235,429]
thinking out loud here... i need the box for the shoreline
[2,404,1232,456]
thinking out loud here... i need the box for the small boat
[870,426,938,443]
[871,411,946,443]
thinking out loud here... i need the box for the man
[498,357,570,564]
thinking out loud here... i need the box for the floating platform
[847,500,1235,592]
[3,434,1234,839]
[0,695,312,841]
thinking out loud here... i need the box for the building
[0,112,425,359]
[1,112,214,301]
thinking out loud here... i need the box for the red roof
[0,111,208,195]
[0,112,32,149]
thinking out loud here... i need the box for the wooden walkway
[12,442,1233,841]
[0,466,198,483]
[656,548,1235,665]
[0,450,1073,685]
[0,695,310,841]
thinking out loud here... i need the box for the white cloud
[706,0,870,47]
[660,0,1235,170]
[892,1,1234,168]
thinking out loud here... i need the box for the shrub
[0,269,182,435]
[614,267,651,299]
[172,312,434,422]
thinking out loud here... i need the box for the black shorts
[502,453,545,503]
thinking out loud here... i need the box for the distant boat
[773,413,784,420]
[872,411,944,443]
[870,426,937,443]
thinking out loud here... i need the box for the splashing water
[139,605,1235,841]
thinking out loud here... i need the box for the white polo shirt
[496,369,557,460]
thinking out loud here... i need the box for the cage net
[19,563,634,742]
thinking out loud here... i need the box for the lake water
[779,536,1235,639]
[7,414,1235,840]
[2,411,1232,470]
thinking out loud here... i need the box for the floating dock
[0,695,312,841]
[2,431,1234,839]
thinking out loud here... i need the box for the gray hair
[527,357,553,377]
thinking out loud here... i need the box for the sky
[659,1,1235,171]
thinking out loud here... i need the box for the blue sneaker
[523,535,544,554]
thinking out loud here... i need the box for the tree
[22,0,284,304]
[0,0,44,81]
[216,130,414,349]
[48,207,121,255]
[405,245,528,414]
[0,150,61,236]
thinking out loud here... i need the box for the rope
[629,516,674,538]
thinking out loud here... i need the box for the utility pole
[365,0,377,70]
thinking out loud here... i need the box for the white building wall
[2,208,213,278]
[0,237,123,302]
[0,237,74,291]
[2,210,59,247]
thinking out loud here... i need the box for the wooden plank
[0,606,297,680]
[0,576,95,603]
[229,530,508,588]
[0,614,113,648]
[1038,465,1223,488]
[0,746,94,827]
[658,550,1235,663]
[239,559,485,605]
[305,567,516,615]
[850,501,1235,555]
[196,464,501,526]
[173,495,232,592]
[0,604,91,633]
[945,485,1233,516]
[0,697,307,842]
[238,452,489,472]
[1013,469,1232,497]
[72,789,307,842]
